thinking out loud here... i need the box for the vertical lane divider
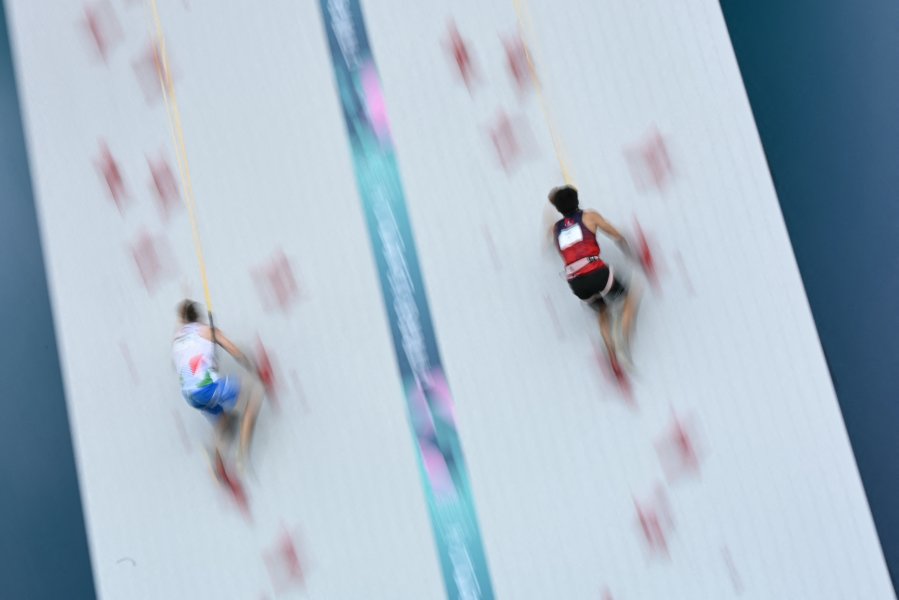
[319,2,495,598]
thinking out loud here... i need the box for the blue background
[1,2,896,596]
[0,5,96,598]
[721,0,899,586]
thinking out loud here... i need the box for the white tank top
[172,323,219,393]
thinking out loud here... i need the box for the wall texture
[4,1,894,598]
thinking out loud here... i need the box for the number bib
[557,224,584,250]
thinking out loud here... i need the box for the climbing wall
[5,0,894,598]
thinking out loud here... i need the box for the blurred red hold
[133,40,171,104]
[593,338,633,405]
[148,154,181,221]
[213,451,250,519]
[446,21,477,90]
[503,34,532,94]
[96,141,128,213]
[626,127,673,193]
[633,218,660,289]
[490,112,519,171]
[264,528,306,593]
[83,1,123,62]
[655,410,703,483]
[252,249,302,314]
[131,231,176,293]
[255,337,279,411]
[634,484,674,558]
[488,111,536,174]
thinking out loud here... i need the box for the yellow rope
[148,0,215,314]
[513,0,575,185]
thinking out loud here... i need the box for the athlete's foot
[619,287,642,355]
[235,390,262,472]
[208,447,227,483]
[219,413,238,442]
[235,447,248,477]
[613,321,634,372]
[606,349,621,376]
[618,348,635,375]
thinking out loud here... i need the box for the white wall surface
[6,1,893,598]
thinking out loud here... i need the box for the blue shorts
[186,376,241,417]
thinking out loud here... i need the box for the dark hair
[178,299,200,323]
[549,185,579,217]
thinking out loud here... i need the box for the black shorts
[568,265,625,306]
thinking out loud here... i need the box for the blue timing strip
[319,2,495,598]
